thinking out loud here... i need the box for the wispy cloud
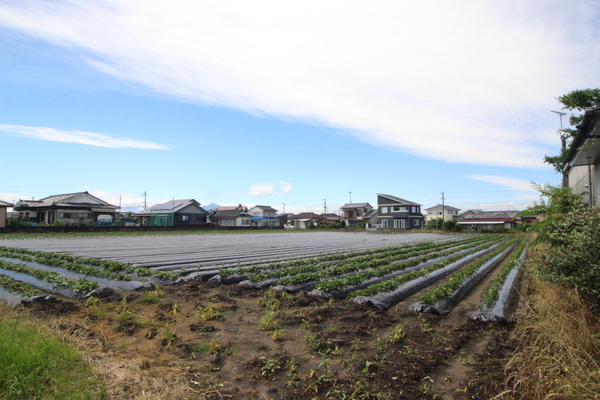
[465,175,537,193]
[248,181,293,198]
[0,124,170,149]
[1,1,598,167]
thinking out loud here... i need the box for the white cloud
[465,175,537,193]
[248,183,275,198]
[1,1,598,167]
[280,181,293,194]
[0,124,170,149]
[248,181,293,198]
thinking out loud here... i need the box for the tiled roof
[252,205,278,212]
[15,191,117,209]
[340,203,371,209]
[425,204,461,211]
[135,199,206,216]
[0,200,13,207]
[462,211,519,220]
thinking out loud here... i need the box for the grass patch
[0,307,104,399]
[505,274,600,399]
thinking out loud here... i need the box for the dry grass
[502,269,600,400]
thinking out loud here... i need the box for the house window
[59,213,72,218]
[78,213,88,218]
[242,219,250,226]
[393,219,400,229]
[414,219,420,227]
[381,207,388,214]
[382,219,388,228]
[393,206,407,212]
[180,215,189,221]
[411,206,419,213]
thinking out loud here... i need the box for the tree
[544,88,600,177]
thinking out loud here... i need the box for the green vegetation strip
[481,236,529,308]
[418,236,521,305]
[0,246,178,281]
[0,310,104,399]
[0,275,42,297]
[222,235,489,279]
[0,229,300,241]
[347,237,506,299]
[0,259,99,294]
[275,236,496,287]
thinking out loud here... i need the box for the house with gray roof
[455,210,520,231]
[376,194,424,229]
[340,202,377,227]
[248,205,280,227]
[209,207,252,227]
[0,200,13,228]
[425,204,461,222]
[13,191,118,226]
[135,199,209,227]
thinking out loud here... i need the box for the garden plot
[0,232,447,272]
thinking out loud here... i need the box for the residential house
[13,192,118,225]
[209,207,252,227]
[287,212,321,229]
[424,204,461,222]
[319,213,342,225]
[135,199,209,227]
[248,205,280,227]
[376,194,424,230]
[564,106,600,206]
[455,210,520,231]
[0,200,12,228]
[340,203,377,227]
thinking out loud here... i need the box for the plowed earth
[19,267,522,400]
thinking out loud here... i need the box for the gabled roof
[425,204,461,212]
[15,191,117,209]
[217,204,248,212]
[210,209,251,219]
[320,213,341,221]
[377,193,421,206]
[364,209,378,219]
[250,205,278,212]
[135,199,206,216]
[288,212,321,220]
[565,106,600,168]
[340,203,371,209]
[0,200,13,207]
[462,210,519,220]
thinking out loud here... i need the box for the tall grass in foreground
[0,307,104,400]
[504,270,600,399]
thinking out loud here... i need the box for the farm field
[0,231,447,272]
[0,231,528,400]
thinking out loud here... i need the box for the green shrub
[535,206,600,299]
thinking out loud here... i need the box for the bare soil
[17,268,522,400]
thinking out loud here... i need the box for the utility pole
[282,203,286,214]
[323,199,327,214]
[349,192,352,203]
[441,192,445,222]
[143,191,147,210]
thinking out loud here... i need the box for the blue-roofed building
[248,205,280,227]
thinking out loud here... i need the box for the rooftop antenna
[551,110,566,129]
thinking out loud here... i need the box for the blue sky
[1,1,598,214]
